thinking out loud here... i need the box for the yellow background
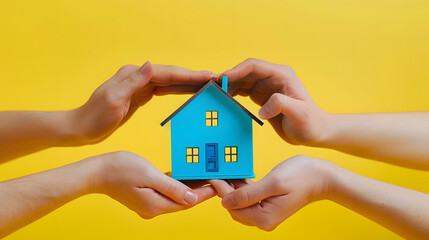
[1,0,428,239]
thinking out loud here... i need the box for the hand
[219,58,330,146]
[70,62,214,144]
[92,151,216,219]
[209,155,335,231]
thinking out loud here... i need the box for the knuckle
[166,181,182,198]
[103,88,124,106]
[118,65,136,74]
[236,189,251,205]
[244,58,261,67]
[270,92,284,103]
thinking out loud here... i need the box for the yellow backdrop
[1,0,428,239]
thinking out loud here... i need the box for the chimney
[222,76,228,92]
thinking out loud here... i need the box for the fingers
[193,185,217,204]
[153,85,203,96]
[258,92,302,119]
[151,64,215,85]
[208,179,235,198]
[110,62,153,100]
[146,171,198,206]
[221,177,275,209]
[221,58,281,82]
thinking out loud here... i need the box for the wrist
[79,154,110,195]
[324,161,347,202]
[49,109,90,146]
[316,112,343,148]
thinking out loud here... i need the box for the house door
[205,143,219,172]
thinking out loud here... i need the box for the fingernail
[184,191,198,205]
[222,194,237,209]
[139,61,151,75]
[199,70,214,74]
[258,108,268,119]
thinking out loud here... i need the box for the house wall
[170,85,254,180]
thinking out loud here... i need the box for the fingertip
[184,190,198,205]
[139,61,152,76]
[221,194,237,209]
[258,108,269,119]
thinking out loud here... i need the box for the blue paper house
[161,76,263,180]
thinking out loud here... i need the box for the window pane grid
[186,147,199,163]
[205,111,218,126]
[225,146,238,162]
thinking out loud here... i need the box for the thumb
[221,177,273,209]
[147,171,198,206]
[258,93,301,120]
[118,61,153,98]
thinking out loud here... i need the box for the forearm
[0,157,99,238]
[0,110,82,162]
[328,165,429,239]
[321,112,429,169]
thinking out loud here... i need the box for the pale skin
[0,62,215,162]
[0,62,217,237]
[206,58,429,238]
[0,151,215,238]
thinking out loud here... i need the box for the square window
[225,146,238,163]
[186,147,199,163]
[206,111,218,127]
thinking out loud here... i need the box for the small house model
[161,76,263,180]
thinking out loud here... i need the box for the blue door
[205,143,219,172]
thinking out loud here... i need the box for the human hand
[209,155,335,231]
[91,151,216,219]
[70,62,214,144]
[219,58,331,146]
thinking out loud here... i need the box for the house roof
[160,80,264,126]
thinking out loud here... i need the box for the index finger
[220,58,281,83]
[151,64,215,85]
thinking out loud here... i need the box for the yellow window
[186,147,199,163]
[205,111,218,127]
[225,146,238,163]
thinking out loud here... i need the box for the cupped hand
[92,151,216,219]
[209,155,335,231]
[219,58,331,146]
[70,62,214,144]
